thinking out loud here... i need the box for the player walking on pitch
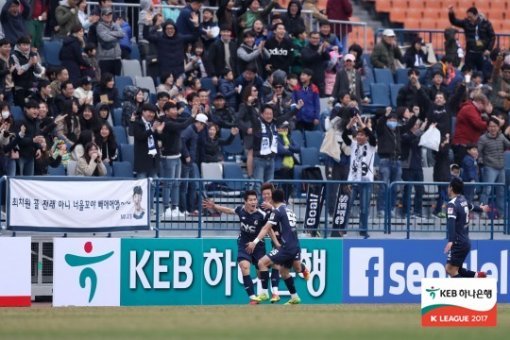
[203,190,268,304]
[444,177,489,278]
[246,189,304,305]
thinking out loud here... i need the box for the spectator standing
[175,0,202,42]
[301,31,331,97]
[237,30,269,76]
[326,0,353,53]
[291,68,320,131]
[396,68,430,120]
[477,117,510,218]
[452,93,490,165]
[0,0,30,45]
[144,14,200,78]
[132,103,163,178]
[461,144,478,203]
[96,7,124,76]
[59,24,90,86]
[264,23,293,75]
[14,100,41,176]
[54,0,80,39]
[27,0,49,49]
[343,114,376,238]
[207,25,237,79]
[448,6,495,76]
[281,1,305,39]
[158,100,195,218]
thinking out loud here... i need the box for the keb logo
[53,238,121,306]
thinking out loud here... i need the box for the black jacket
[15,112,40,159]
[207,39,238,78]
[200,133,235,163]
[301,43,330,95]
[158,116,194,157]
[449,12,496,53]
[132,118,160,174]
[376,114,417,159]
[59,35,90,86]
[281,1,305,38]
[265,36,294,74]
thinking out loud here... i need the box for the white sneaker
[171,208,185,218]
[162,207,173,219]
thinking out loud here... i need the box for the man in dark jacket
[179,113,208,215]
[301,31,330,97]
[206,24,237,78]
[176,0,202,41]
[375,107,417,217]
[158,100,195,218]
[281,0,305,38]
[0,0,30,44]
[15,100,42,176]
[144,16,200,78]
[448,6,495,75]
[132,103,162,178]
[396,68,430,120]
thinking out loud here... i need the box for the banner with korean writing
[7,178,150,231]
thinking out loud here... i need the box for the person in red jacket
[326,0,352,53]
[452,92,491,164]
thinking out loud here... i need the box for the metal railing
[86,2,367,51]
[374,28,510,55]
[2,176,508,239]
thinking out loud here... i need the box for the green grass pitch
[1,304,509,339]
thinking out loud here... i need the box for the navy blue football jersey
[235,206,267,242]
[268,205,299,248]
[447,195,470,244]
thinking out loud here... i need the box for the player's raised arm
[245,221,273,254]
[202,199,236,215]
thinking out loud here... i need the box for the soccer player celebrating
[444,177,489,278]
[246,189,303,305]
[203,190,268,305]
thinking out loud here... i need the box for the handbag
[320,128,341,162]
[418,125,441,151]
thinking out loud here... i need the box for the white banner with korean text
[7,178,150,231]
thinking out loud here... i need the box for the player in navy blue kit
[246,189,303,305]
[444,177,489,278]
[203,190,268,304]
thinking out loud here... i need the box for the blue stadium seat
[395,68,410,85]
[223,162,245,191]
[120,143,134,165]
[42,40,62,66]
[47,164,66,176]
[390,83,404,108]
[370,83,391,106]
[291,130,304,148]
[304,130,324,149]
[112,161,134,178]
[113,126,128,145]
[104,163,113,177]
[115,76,134,101]
[11,106,24,121]
[362,54,373,69]
[505,151,510,170]
[300,147,320,166]
[374,68,394,84]
[220,128,243,160]
[112,108,123,126]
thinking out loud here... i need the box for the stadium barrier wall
[52,238,343,306]
[0,237,31,307]
[343,239,509,304]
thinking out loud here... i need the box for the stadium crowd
[0,0,509,225]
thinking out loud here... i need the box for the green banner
[120,238,343,306]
